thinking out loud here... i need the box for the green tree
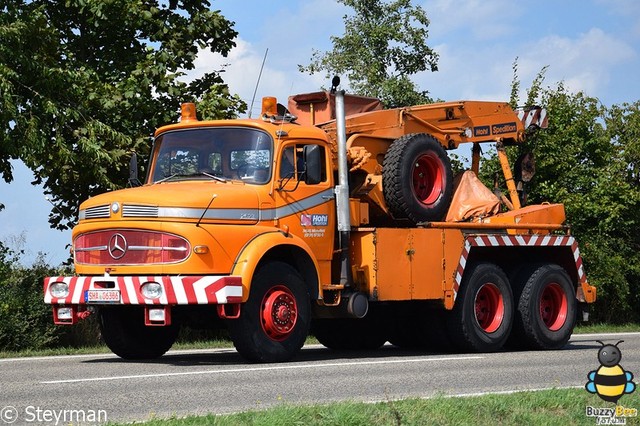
[298,0,438,108]
[601,101,640,320]
[484,70,640,322]
[0,1,246,229]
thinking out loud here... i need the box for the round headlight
[141,282,163,299]
[50,282,69,298]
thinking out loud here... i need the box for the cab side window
[279,143,327,184]
[280,146,304,180]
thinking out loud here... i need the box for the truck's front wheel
[228,262,310,363]
[99,307,179,359]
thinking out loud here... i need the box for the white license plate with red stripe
[85,290,121,303]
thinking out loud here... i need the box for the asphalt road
[0,332,638,424]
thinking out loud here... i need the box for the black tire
[383,133,454,223]
[228,262,310,363]
[508,264,577,350]
[99,307,179,360]
[312,317,387,351]
[446,263,513,352]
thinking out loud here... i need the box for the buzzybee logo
[585,340,637,424]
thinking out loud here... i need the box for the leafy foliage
[0,0,246,229]
[298,0,438,108]
[0,242,62,350]
[481,67,640,322]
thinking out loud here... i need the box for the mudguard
[231,230,322,302]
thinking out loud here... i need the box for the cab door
[274,141,335,265]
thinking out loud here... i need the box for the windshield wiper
[154,173,179,184]
[199,171,227,182]
[154,172,226,184]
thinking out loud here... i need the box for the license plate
[85,290,121,303]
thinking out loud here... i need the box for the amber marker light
[261,97,277,116]
[194,245,209,255]
[181,103,197,122]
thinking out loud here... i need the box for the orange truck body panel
[43,91,594,362]
[351,228,464,302]
[46,98,593,308]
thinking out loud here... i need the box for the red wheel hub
[261,285,298,341]
[539,283,568,331]
[474,283,504,333]
[411,153,444,205]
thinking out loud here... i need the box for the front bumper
[44,275,244,325]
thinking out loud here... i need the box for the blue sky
[1,0,639,265]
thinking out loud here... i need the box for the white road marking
[41,355,484,384]
[570,332,640,338]
[361,384,586,405]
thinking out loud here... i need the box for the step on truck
[44,81,596,362]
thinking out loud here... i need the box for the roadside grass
[0,324,637,359]
[0,339,234,359]
[574,322,640,334]
[115,388,640,425]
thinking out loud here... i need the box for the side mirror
[128,152,141,187]
[303,145,323,185]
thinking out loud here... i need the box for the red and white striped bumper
[43,275,244,306]
[453,234,595,302]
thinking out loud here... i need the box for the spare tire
[383,133,454,223]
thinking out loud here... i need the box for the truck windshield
[149,127,273,184]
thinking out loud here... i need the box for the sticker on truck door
[300,214,327,238]
[300,214,328,226]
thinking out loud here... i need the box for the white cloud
[183,37,328,117]
[424,0,522,40]
[411,20,637,106]
[411,40,515,103]
[518,28,636,99]
[182,0,349,117]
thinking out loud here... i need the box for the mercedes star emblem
[108,233,128,259]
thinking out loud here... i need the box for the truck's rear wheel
[99,307,179,359]
[508,264,576,350]
[383,133,453,223]
[228,262,310,363]
[447,263,513,352]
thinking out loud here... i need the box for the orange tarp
[446,171,500,222]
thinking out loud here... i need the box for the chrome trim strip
[127,245,189,251]
[75,245,187,253]
[79,188,335,222]
[75,246,108,252]
[153,188,335,221]
[263,188,335,220]
[158,207,260,221]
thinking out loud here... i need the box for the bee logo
[585,340,636,403]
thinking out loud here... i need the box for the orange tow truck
[44,82,595,362]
